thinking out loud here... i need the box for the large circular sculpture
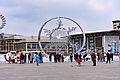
[38,17,86,56]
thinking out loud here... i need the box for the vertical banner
[114,41,116,53]
[75,41,80,54]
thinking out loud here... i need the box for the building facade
[0,34,23,53]
[0,34,67,54]
[71,30,120,54]
[71,20,120,54]
[1,20,120,54]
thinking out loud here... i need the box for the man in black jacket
[106,52,111,64]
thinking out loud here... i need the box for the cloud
[0,0,120,35]
[86,0,113,12]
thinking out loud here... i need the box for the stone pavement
[0,61,120,80]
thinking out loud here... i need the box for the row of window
[27,43,67,49]
[27,44,40,49]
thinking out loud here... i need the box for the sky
[0,0,120,36]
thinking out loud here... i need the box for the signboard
[0,54,5,61]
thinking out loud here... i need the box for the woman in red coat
[77,53,81,66]
[77,58,81,65]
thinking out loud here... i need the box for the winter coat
[36,55,40,63]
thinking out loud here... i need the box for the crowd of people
[4,50,119,66]
[69,50,116,66]
[4,51,43,66]
[49,53,64,63]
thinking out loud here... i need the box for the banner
[75,41,80,54]
[114,41,116,53]
[0,54,5,61]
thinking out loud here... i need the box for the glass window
[32,44,36,49]
[27,44,31,49]
[37,44,40,48]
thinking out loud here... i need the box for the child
[36,53,40,66]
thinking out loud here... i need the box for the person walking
[77,53,81,66]
[74,53,78,61]
[106,52,111,64]
[36,53,40,66]
[90,51,96,66]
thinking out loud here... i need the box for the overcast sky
[0,0,120,36]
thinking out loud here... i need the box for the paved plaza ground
[0,61,120,80]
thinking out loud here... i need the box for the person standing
[20,53,24,64]
[54,53,57,63]
[57,53,61,62]
[32,52,34,63]
[77,57,81,66]
[8,54,11,64]
[102,52,105,62]
[49,53,52,62]
[106,52,111,64]
[70,53,73,62]
[97,53,100,61]
[110,53,113,61]
[99,52,103,62]
[61,54,64,62]
[90,51,96,66]
[28,53,30,63]
[77,53,81,66]
[5,51,12,63]
[36,53,40,66]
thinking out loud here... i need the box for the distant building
[0,34,67,54]
[15,36,67,53]
[113,20,120,30]
[71,20,120,54]
[0,34,23,53]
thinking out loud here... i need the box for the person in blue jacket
[36,53,40,66]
